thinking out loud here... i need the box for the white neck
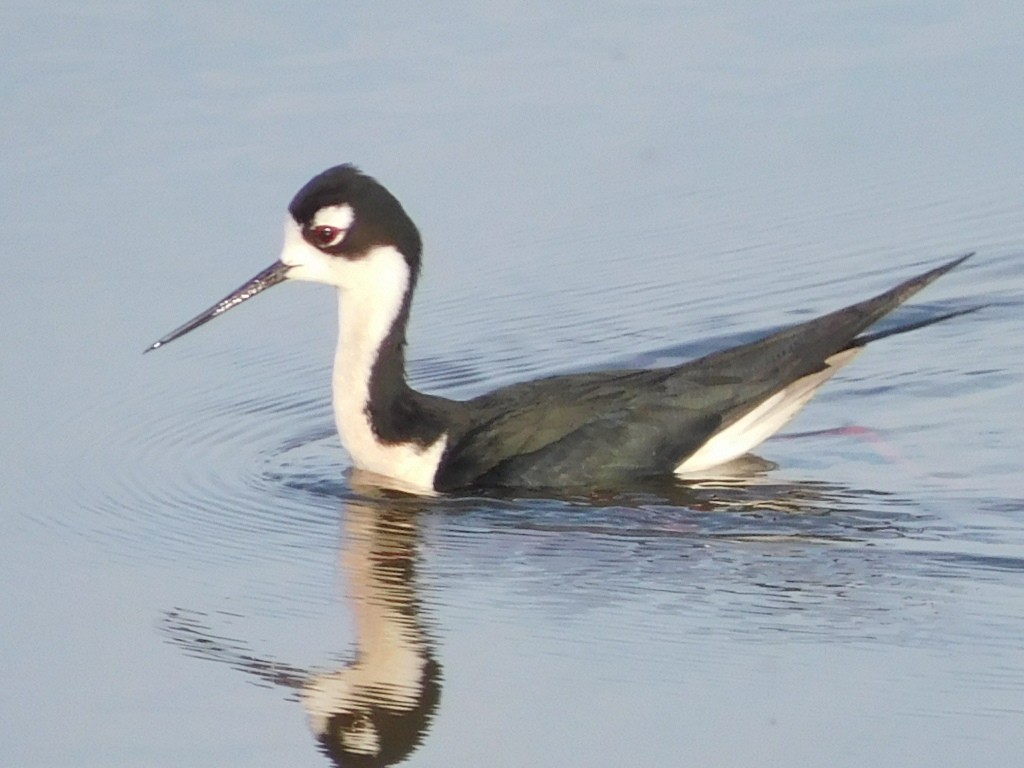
[330,246,447,490]
[332,247,408,425]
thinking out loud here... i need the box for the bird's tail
[852,304,984,347]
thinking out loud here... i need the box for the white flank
[675,348,861,475]
[280,221,447,491]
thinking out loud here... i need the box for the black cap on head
[289,165,422,269]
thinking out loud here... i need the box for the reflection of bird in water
[304,499,440,765]
[162,497,440,767]
[161,466,927,764]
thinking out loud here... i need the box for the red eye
[309,225,344,248]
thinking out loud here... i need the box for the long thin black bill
[144,261,290,353]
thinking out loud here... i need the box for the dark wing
[435,368,725,489]
[435,254,972,490]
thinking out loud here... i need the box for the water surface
[2,2,1023,766]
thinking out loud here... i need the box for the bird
[147,164,975,493]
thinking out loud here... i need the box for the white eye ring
[308,224,347,249]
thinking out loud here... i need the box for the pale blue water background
[2,2,1024,766]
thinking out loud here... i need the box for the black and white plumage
[148,164,974,493]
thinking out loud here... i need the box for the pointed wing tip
[927,252,974,281]
[947,251,975,270]
[891,251,975,306]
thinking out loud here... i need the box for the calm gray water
[2,3,1023,766]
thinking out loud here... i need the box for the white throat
[330,245,446,490]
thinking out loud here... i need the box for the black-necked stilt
[147,165,975,493]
